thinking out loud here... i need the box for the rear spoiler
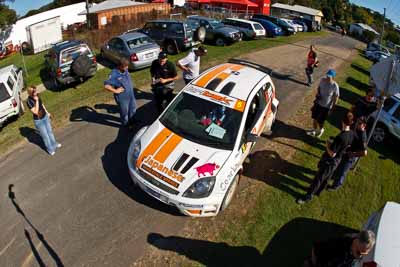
[228,58,273,75]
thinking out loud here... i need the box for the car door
[390,104,400,138]
[104,38,119,62]
[239,87,268,159]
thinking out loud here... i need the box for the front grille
[138,169,179,195]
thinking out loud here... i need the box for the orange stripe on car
[195,64,233,87]
[153,134,183,163]
[136,128,171,168]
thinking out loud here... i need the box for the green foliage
[385,30,400,45]
[0,3,17,29]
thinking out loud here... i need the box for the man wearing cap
[177,46,207,85]
[104,58,136,128]
[307,69,340,138]
[150,51,179,113]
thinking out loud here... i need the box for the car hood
[215,26,240,34]
[136,121,232,192]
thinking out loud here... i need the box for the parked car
[252,14,295,35]
[326,24,342,33]
[292,19,308,32]
[369,94,400,143]
[140,20,205,54]
[221,18,265,39]
[101,32,160,70]
[250,18,283,37]
[127,59,279,217]
[355,201,400,267]
[281,18,303,32]
[294,17,316,32]
[186,16,242,46]
[45,40,97,89]
[366,43,390,54]
[365,50,391,63]
[0,65,24,128]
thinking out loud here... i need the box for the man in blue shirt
[104,58,136,128]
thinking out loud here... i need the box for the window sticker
[205,123,226,139]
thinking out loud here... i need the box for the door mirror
[246,132,258,143]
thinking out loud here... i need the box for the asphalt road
[0,33,362,267]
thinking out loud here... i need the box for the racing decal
[195,64,233,87]
[136,128,171,168]
[233,100,246,112]
[142,164,180,188]
[202,91,233,105]
[143,156,184,183]
[181,157,199,174]
[153,134,183,163]
[172,153,190,171]
[195,163,220,177]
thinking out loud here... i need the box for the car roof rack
[228,58,273,75]
[123,28,140,34]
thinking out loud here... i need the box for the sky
[5,0,400,25]
[350,0,399,25]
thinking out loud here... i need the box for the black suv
[187,16,242,46]
[45,40,97,88]
[140,20,205,54]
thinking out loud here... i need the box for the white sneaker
[49,151,56,156]
[56,143,62,148]
[316,128,325,138]
[306,129,316,136]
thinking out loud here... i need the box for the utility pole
[380,7,386,48]
[86,0,91,30]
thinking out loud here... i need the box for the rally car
[127,59,279,216]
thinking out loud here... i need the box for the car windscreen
[253,23,264,30]
[0,82,11,102]
[209,20,224,28]
[127,36,153,49]
[60,45,91,64]
[159,93,242,150]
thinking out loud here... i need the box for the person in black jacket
[303,230,375,267]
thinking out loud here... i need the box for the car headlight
[183,176,216,198]
[127,126,147,168]
[288,28,294,31]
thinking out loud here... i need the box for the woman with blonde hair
[26,86,61,155]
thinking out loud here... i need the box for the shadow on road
[147,218,357,267]
[268,120,325,152]
[243,150,315,199]
[8,184,64,267]
[99,100,182,216]
[19,127,47,152]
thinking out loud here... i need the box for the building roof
[80,0,147,14]
[271,3,323,17]
[353,23,380,35]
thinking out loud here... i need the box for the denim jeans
[305,66,314,84]
[332,157,357,188]
[34,114,57,154]
[115,94,136,126]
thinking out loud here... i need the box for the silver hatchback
[101,32,160,70]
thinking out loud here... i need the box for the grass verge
[211,54,400,266]
[0,31,327,155]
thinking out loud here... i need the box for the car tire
[71,55,92,77]
[215,37,226,46]
[194,26,206,43]
[220,174,239,211]
[165,41,178,55]
[372,123,387,143]
[21,42,32,54]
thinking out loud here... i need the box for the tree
[386,31,400,45]
[0,2,16,29]
[322,6,334,22]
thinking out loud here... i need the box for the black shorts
[311,103,330,125]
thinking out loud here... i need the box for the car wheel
[215,37,225,46]
[165,41,178,55]
[372,124,386,143]
[220,174,239,211]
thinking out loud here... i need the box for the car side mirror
[246,132,258,143]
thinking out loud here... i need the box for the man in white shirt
[177,46,207,84]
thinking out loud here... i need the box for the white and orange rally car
[128,59,279,217]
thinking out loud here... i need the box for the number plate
[145,52,153,59]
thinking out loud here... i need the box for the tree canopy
[0,0,16,29]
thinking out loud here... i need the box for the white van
[0,65,24,127]
[222,18,266,39]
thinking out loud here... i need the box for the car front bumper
[128,165,222,217]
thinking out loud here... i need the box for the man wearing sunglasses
[304,230,375,267]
